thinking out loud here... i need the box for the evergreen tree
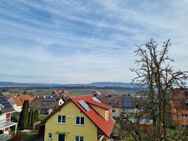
[30,110,34,129]
[24,100,29,127]
[27,110,32,128]
[18,100,29,130]
[34,110,39,122]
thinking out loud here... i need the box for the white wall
[112,108,122,117]
[0,114,6,122]
[13,105,22,112]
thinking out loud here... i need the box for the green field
[2,88,138,96]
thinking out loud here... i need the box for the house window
[57,115,66,124]
[182,125,188,128]
[109,101,114,104]
[112,109,116,113]
[76,117,84,125]
[48,133,52,139]
[6,114,11,122]
[75,136,84,141]
[181,113,188,118]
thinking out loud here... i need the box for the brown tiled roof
[99,95,122,108]
[53,89,63,97]
[4,94,34,106]
[96,93,134,108]
[29,96,59,109]
[14,95,33,106]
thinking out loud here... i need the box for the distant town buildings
[95,92,137,117]
[29,89,70,115]
[29,96,59,115]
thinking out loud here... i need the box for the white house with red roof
[0,94,17,140]
[43,94,115,141]
[6,94,33,112]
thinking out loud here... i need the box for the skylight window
[78,100,90,111]
[92,97,101,103]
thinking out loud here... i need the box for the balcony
[0,120,17,134]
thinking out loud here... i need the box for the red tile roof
[71,95,115,137]
[44,94,115,137]
[86,98,111,110]
[14,95,33,106]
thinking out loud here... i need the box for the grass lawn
[18,132,43,141]
[39,115,48,121]
[124,134,134,141]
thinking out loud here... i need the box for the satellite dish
[59,99,64,105]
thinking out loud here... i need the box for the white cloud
[0,0,187,83]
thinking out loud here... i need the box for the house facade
[170,88,188,128]
[96,93,137,117]
[44,95,115,141]
[0,94,17,140]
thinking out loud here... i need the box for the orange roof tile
[13,94,33,106]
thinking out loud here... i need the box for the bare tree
[123,97,149,141]
[131,39,188,141]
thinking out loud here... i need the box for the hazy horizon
[0,80,134,85]
[0,0,188,83]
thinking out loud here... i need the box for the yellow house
[44,95,115,141]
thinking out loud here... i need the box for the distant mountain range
[89,82,144,88]
[0,81,146,90]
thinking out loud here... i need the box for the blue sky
[0,0,188,83]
